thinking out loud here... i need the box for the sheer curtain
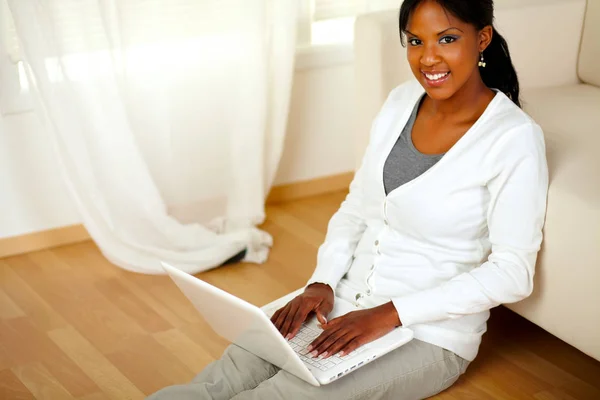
[7,0,298,274]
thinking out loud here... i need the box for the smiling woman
[149,1,549,399]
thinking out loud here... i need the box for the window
[299,0,401,47]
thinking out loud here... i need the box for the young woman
[149,0,548,398]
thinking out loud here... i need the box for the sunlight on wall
[311,17,355,45]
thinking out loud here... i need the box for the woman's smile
[421,70,451,87]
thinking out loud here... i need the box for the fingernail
[285,334,291,340]
[310,350,318,358]
[339,351,345,357]
[307,345,313,351]
[321,352,329,359]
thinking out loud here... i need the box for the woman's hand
[307,302,401,358]
[271,283,334,340]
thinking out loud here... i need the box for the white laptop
[161,262,414,386]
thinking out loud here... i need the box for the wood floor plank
[267,205,326,248]
[106,334,195,396]
[296,190,346,218]
[50,243,121,280]
[122,274,201,328]
[479,350,551,396]
[78,392,111,400]
[180,321,230,361]
[0,289,25,319]
[258,220,318,284]
[27,249,73,273]
[534,388,580,400]
[199,261,292,308]
[251,221,313,290]
[0,260,68,332]
[0,317,99,397]
[0,369,35,400]
[12,363,75,400]
[116,275,192,329]
[432,377,496,400]
[153,329,216,374]
[48,326,145,400]
[497,342,600,399]
[277,194,342,233]
[94,277,172,334]
[7,256,147,355]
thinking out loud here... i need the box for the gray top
[383,96,445,195]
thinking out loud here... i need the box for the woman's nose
[420,45,441,67]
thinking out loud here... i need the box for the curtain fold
[7,0,297,274]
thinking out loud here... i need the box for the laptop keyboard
[288,325,365,371]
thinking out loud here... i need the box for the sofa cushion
[579,0,600,87]
[509,84,600,361]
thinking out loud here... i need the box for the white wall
[274,62,357,185]
[0,60,359,239]
[0,111,82,238]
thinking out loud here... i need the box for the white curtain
[6,0,298,274]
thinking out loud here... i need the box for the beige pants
[147,339,469,400]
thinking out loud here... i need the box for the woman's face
[405,0,490,101]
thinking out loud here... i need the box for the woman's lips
[422,71,450,87]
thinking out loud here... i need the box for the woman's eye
[440,36,457,44]
[408,38,421,46]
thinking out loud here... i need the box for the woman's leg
[231,339,469,400]
[146,344,279,400]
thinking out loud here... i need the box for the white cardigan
[307,80,549,361]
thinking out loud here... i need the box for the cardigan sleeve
[392,123,549,327]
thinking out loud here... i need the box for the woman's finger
[274,303,291,332]
[270,307,283,324]
[288,304,311,339]
[337,336,362,357]
[322,331,357,358]
[281,301,300,338]
[323,314,344,327]
[310,327,347,357]
[315,309,328,326]
[307,325,338,353]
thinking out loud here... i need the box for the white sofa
[354,0,600,361]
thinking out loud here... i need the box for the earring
[478,52,487,68]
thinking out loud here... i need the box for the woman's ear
[479,25,493,52]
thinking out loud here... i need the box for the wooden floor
[1,191,600,400]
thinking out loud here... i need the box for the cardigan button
[374,240,379,246]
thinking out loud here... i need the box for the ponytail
[480,27,521,108]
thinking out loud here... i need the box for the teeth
[425,72,449,81]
